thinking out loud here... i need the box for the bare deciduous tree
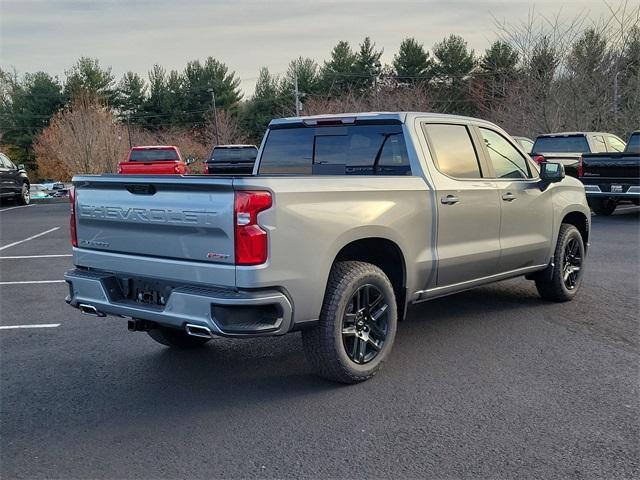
[34,94,128,180]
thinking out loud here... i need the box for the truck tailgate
[581,155,640,180]
[73,175,235,264]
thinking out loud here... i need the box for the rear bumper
[584,185,640,198]
[64,269,293,337]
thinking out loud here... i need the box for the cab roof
[268,112,500,128]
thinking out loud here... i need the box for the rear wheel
[17,182,30,205]
[302,261,398,383]
[589,197,616,215]
[147,325,210,348]
[536,224,585,302]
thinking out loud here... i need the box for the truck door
[476,127,553,272]
[421,122,502,286]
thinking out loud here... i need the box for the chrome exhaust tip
[78,303,106,317]
[185,323,213,338]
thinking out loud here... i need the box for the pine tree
[479,40,520,99]
[283,56,320,112]
[64,57,115,103]
[393,37,431,84]
[244,67,283,138]
[432,35,476,114]
[320,40,358,95]
[0,71,65,168]
[115,72,147,122]
[353,37,383,92]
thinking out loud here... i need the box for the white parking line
[0,323,60,330]
[0,254,72,259]
[0,280,66,285]
[0,204,34,213]
[0,227,60,252]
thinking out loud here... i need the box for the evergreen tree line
[1,8,638,175]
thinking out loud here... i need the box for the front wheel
[147,325,210,348]
[536,224,585,302]
[17,182,30,205]
[589,197,616,216]
[302,261,398,383]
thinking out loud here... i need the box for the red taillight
[578,156,584,177]
[533,155,545,165]
[69,187,78,247]
[234,191,272,265]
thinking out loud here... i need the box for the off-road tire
[147,325,210,348]
[302,261,398,384]
[536,224,585,302]
[589,198,616,216]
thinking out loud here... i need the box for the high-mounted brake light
[234,191,272,265]
[69,187,78,247]
[533,155,545,165]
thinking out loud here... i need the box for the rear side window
[532,136,590,153]
[517,138,534,153]
[259,124,411,175]
[480,128,532,179]
[423,123,482,179]
[606,136,626,153]
[591,135,607,153]
[129,149,179,161]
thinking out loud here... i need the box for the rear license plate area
[610,184,624,193]
[120,277,175,307]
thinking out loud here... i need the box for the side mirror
[185,156,196,166]
[540,161,565,183]
[18,164,25,170]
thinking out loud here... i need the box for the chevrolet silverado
[65,112,590,383]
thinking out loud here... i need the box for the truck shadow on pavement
[2,276,618,441]
[114,280,547,406]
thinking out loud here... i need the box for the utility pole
[294,72,302,116]
[126,114,132,148]
[208,88,219,145]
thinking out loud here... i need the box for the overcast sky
[0,0,615,96]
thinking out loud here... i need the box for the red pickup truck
[118,146,186,174]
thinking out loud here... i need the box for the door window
[480,128,532,179]
[422,123,482,179]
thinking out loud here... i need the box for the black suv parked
[0,153,30,205]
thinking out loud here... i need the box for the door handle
[502,192,516,202]
[441,195,460,205]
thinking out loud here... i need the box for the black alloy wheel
[562,237,583,290]
[341,284,389,365]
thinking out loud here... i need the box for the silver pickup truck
[65,112,590,383]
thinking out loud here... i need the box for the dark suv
[0,153,30,205]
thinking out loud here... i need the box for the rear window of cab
[259,123,411,176]
[532,136,590,153]
[129,149,179,161]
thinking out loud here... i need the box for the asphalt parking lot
[0,202,638,479]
